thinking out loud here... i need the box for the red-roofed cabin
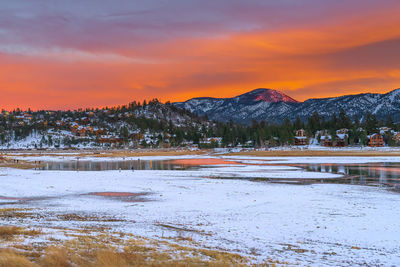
[368,133,384,147]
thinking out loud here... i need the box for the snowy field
[0,155,400,265]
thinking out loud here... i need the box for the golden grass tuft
[0,207,282,267]
[0,228,270,266]
[0,243,279,267]
[0,225,42,241]
[0,209,42,221]
[93,250,129,267]
[0,250,34,267]
[0,226,24,241]
[38,247,71,267]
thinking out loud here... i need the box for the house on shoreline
[319,129,348,147]
[367,133,384,147]
[294,129,308,146]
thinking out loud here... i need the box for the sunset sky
[1,0,400,110]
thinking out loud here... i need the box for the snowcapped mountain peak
[236,88,299,103]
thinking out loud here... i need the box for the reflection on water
[302,162,400,187]
[39,160,192,171]
[39,159,400,188]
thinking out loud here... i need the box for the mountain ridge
[173,88,400,124]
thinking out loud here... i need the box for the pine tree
[294,116,303,130]
[365,112,378,134]
[338,109,351,129]
[386,115,394,128]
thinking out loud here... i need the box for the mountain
[231,88,298,104]
[173,88,400,123]
[174,88,300,123]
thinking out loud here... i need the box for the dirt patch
[0,196,24,201]
[89,192,144,197]
[88,192,151,202]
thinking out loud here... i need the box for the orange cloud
[1,2,400,110]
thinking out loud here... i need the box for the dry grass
[38,247,71,267]
[0,226,41,241]
[55,213,122,222]
[0,159,40,170]
[0,155,44,169]
[0,209,43,221]
[0,224,281,267]
[0,226,23,241]
[0,250,35,267]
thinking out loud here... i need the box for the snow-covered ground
[0,156,400,265]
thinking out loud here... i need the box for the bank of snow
[0,166,399,265]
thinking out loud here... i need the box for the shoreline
[3,147,400,158]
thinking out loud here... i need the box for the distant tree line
[1,101,399,148]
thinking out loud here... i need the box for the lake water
[39,159,191,171]
[38,159,400,189]
[302,162,400,188]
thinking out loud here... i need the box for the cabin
[94,128,105,136]
[244,140,254,148]
[70,124,79,132]
[367,133,384,147]
[294,129,308,146]
[320,131,348,147]
[335,133,348,147]
[320,135,333,147]
[76,127,86,137]
[199,137,223,146]
[393,132,400,143]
